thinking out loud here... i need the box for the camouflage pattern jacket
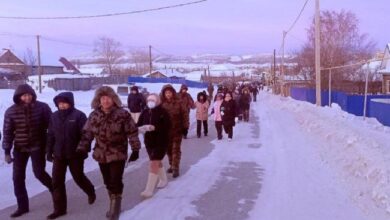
[77,107,141,163]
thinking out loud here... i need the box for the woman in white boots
[137,93,171,198]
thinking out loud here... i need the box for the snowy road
[0,91,389,219]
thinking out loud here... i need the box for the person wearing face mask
[77,86,141,220]
[195,92,210,138]
[220,91,237,141]
[46,92,96,219]
[137,94,170,198]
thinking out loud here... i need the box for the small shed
[379,44,390,93]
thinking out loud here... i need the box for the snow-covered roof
[143,69,185,78]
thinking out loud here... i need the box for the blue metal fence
[290,87,390,126]
[127,77,208,88]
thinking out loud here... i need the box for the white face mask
[147,101,156,109]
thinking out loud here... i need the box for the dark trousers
[243,109,250,122]
[215,121,223,139]
[196,120,208,137]
[52,158,95,212]
[13,149,52,211]
[253,94,257,102]
[99,160,126,194]
[167,138,182,171]
[223,124,233,139]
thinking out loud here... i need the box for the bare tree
[94,37,124,75]
[296,10,376,83]
[23,48,37,75]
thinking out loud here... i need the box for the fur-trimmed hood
[160,84,177,103]
[180,84,188,91]
[91,86,122,110]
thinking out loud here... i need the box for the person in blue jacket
[46,92,95,219]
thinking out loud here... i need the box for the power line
[40,36,94,48]
[277,0,310,56]
[151,46,172,57]
[285,0,310,34]
[0,0,207,20]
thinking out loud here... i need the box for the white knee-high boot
[141,173,159,198]
[157,167,168,189]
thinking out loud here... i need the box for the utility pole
[208,65,211,82]
[281,31,287,96]
[315,0,321,106]
[36,35,42,94]
[149,45,152,74]
[273,49,276,94]
[281,31,287,80]
[328,69,332,107]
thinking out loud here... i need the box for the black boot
[172,169,180,178]
[10,209,29,218]
[88,191,96,205]
[109,194,122,220]
[47,211,66,219]
[166,167,173,173]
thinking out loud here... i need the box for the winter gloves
[4,154,13,164]
[128,151,139,162]
[138,125,155,133]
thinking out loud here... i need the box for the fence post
[363,61,369,120]
[328,69,332,107]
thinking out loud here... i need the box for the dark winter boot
[88,191,96,205]
[172,169,180,178]
[109,194,122,220]
[10,209,29,218]
[47,211,67,219]
[166,167,173,173]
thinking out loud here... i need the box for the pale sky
[0,0,388,64]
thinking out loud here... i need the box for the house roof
[379,43,390,73]
[143,69,185,78]
[0,50,25,65]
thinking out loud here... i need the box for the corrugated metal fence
[290,87,390,126]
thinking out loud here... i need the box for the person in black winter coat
[2,84,53,218]
[46,92,96,219]
[239,88,252,122]
[127,86,146,123]
[137,93,170,198]
[221,92,237,141]
[251,85,259,102]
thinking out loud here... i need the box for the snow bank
[264,93,390,218]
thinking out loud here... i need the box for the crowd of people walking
[1,82,260,219]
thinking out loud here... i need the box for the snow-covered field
[1,84,390,219]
